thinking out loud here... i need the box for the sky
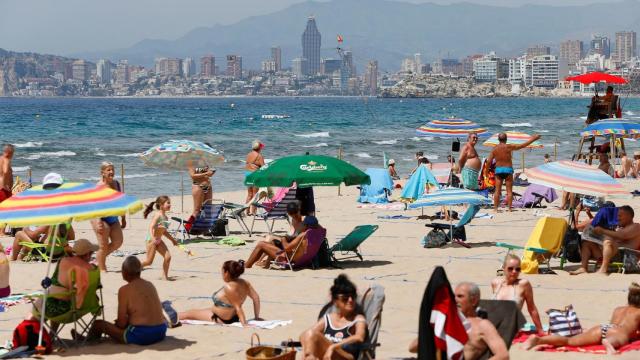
[0,0,627,55]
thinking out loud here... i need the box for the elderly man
[82,256,167,345]
[485,133,541,212]
[409,282,508,360]
[571,205,640,275]
[458,133,481,190]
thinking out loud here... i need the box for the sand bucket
[246,333,296,360]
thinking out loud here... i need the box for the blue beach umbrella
[408,187,491,209]
[401,166,439,201]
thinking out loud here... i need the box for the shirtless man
[485,133,541,212]
[524,282,640,355]
[571,205,640,275]
[458,133,481,190]
[408,282,508,360]
[598,152,614,177]
[0,145,14,207]
[616,152,636,178]
[83,256,167,345]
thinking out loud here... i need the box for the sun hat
[388,159,395,165]
[42,172,64,189]
[252,140,264,150]
[634,151,640,157]
[303,216,319,227]
[72,239,99,256]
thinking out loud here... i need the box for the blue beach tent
[358,168,394,204]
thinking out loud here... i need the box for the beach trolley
[573,119,640,165]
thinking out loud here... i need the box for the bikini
[147,215,170,246]
[192,167,211,193]
[492,281,524,309]
[211,287,239,324]
[245,152,263,177]
[101,181,122,225]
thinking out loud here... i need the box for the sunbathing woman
[491,254,544,334]
[141,196,178,280]
[255,201,304,267]
[177,260,261,326]
[300,274,367,360]
[188,163,215,220]
[524,282,640,355]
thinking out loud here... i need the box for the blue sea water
[2,96,639,199]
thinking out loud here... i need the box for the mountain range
[75,0,640,71]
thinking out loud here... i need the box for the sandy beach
[2,181,640,359]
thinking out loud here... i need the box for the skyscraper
[614,31,637,62]
[590,35,610,57]
[271,46,282,72]
[183,57,195,78]
[414,53,422,74]
[365,60,378,96]
[71,60,90,81]
[115,60,130,85]
[301,16,321,76]
[526,45,551,58]
[96,59,112,84]
[226,55,242,79]
[292,57,308,78]
[200,55,215,78]
[559,40,583,66]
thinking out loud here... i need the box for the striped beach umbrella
[579,119,640,138]
[482,131,543,149]
[525,161,629,198]
[416,118,489,138]
[141,139,224,170]
[0,182,143,227]
[408,187,491,209]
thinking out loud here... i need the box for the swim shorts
[124,323,167,345]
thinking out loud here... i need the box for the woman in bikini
[245,140,265,216]
[188,163,215,220]
[491,254,543,334]
[177,260,261,326]
[300,274,367,360]
[141,196,178,280]
[90,161,126,271]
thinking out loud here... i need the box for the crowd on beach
[2,127,640,359]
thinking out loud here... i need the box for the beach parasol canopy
[416,118,489,138]
[565,72,627,84]
[401,166,439,202]
[140,139,224,170]
[482,131,543,149]
[579,119,640,138]
[408,187,491,209]
[0,182,143,227]
[525,161,630,198]
[244,154,370,188]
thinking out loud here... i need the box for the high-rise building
[590,35,610,57]
[183,57,195,78]
[560,40,583,66]
[462,55,483,76]
[473,52,508,82]
[271,46,282,72]
[261,60,277,73]
[155,58,182,77]
[401,58,416,73]
[96,59,112,84]
[226,55,242,79]
[433,58,463,76]
[71,60,90,81]
[343,51,355,76]
[200,55,215,78]
[292,58,308,78]
[614,31,637,62]
[526,55,559,88]
[155,57,167,75]
[414,53,422,74]
[364,60,378,96]
[301,16,321,75]
[321,58,341,75]
[526,45,551,58]
[115,60,130,85]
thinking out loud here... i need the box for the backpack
[563,215,582,263]
[12,319,52,354]
[422,230,447,248]
[312,238,333,268]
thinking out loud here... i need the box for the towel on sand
[477,300,525,360]
[0,292,42,312]
[181,319,291,329]
[512,332,640,354]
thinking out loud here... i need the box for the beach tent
[401,166,439,201]
[358,168,394,204]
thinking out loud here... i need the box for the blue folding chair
[171,200,227,242]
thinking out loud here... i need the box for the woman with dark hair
[177,260,261,326]
[300,274,367,360]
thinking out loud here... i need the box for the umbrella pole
[121,163,125,192]
[554,137,558,161]
[37,223,60,351]
[181,173,184,214]
[521,152,525,173]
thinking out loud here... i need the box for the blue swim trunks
[124,323,167,345]
[495,166,514,181]
[101,216,119,226]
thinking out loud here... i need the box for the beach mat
[182,319,291,329]
[512,332,640,354]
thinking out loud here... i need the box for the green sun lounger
[330,225,379,262]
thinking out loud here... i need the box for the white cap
[388,159,395,165]
[42,172,63,189]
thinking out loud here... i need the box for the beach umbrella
[416,118,489,139]
[408,187,491,209]
[244,154,370,188]
[0,182,143,350]
[525,160,629,198]
[566,72,627,85]
[140,139,224,170]
[482,131,543,149]
[579,119,640,138]
[401,166,440,202]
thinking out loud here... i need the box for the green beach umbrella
[244,155,370,188]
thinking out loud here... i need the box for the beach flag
[418,266,468,360]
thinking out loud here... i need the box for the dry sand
[2,182,640,359]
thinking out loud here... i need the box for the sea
[2,96,640,199]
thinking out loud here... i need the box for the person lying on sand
[524,282,640,355]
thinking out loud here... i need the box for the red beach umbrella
[566,72,627,84]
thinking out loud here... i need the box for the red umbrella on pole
[566,72,627,84]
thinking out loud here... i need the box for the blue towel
[591,207,618,229]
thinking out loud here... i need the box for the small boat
[261,114,291,120]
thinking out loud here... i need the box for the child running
[142,196,178,281]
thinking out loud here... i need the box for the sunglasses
[506,266,521,272]
[336,294,355,302]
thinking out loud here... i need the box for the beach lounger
[222,192,263,237]
[171,200,227,242]
[33,266,104,348]
[251,187,298,234]
[329,225,378,262]
[272,228,327,270]
[511,184,557,209]
[424,205,480,248]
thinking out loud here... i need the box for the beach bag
[622,251,640,273]
[312,238,333,269]
[546,305,582,337]
[562,229,582,263]
[246,333,295,360]
[12,319,52,354]
[422,230,447,248]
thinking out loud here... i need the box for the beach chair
[19,223,71,262]
[424,205,480,248]
[329,225,378,262]
[511,184,557,209]
[251,187,298,234]
[171,200,227,242]
[272,228,327,270]
[33,266,104,348]
[222,192,263,237]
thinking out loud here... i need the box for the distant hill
[0,48,79,95]
[75,0,640,71]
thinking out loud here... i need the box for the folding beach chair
[19,223,71,262]
[171,200,227,242]
[33,266,104,348]
[251,187,298,234]
[329,225,378,262]
[272,227,327,270]
[511,184,557,209]
[222,192,263,237]
[424,205,481,248]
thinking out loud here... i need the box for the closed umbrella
[416,118,489,138]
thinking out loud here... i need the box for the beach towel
[377,215,412,220]
[358,168,393,204]
[590,207,618,229]
[0,292,41,312]
[511,332,640,354]
[181,319,291,329]
[217,236,246,246]
[357,203,405,211]
[512,184,557,208]
[477,300,525,358]
[110,249,146,257]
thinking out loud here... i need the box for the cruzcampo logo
[299,160,327,172]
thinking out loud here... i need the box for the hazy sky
[0,0,627,55]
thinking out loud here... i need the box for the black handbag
[563,213,582,263]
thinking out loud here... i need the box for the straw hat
[73,239,99,256]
